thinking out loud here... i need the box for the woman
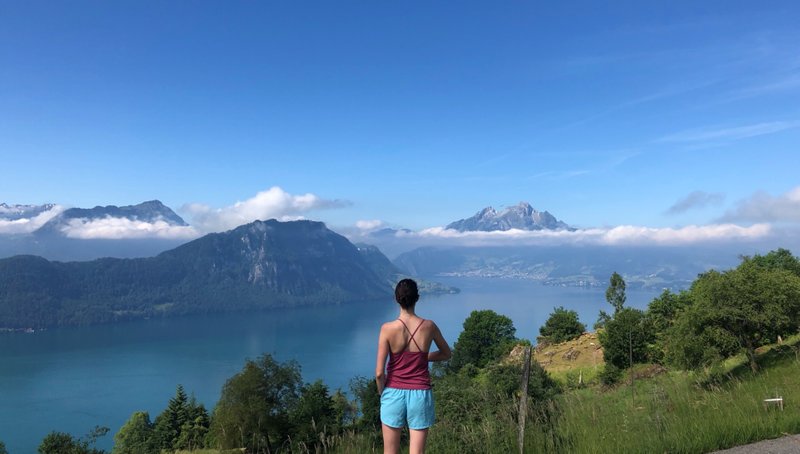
[375,278,452,454]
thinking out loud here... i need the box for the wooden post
[518,346,532,454]
[629,329,635,406]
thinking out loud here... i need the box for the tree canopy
[210,354,302,452]
[539,306,586,344]
[665,260,800,371]
[449,310,516,372]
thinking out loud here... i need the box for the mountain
[0,200,192,261]
[34,200,187,236]
[0,220,394,329]
[446,202,572,232]
[0,203,56,221]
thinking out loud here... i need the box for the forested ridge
[0,220,394,328]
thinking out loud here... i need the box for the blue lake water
[0,278,661,452]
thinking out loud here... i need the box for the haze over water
[0,277,660,452]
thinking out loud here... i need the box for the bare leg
[382,423,402,454]
[409,428,429,454]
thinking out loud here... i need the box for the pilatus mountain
[0,220,407,329]
[446,202,572,232]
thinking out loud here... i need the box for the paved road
[712,434,800,453]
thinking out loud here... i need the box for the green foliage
[666,259,800,371]
[605,271,626,313]
[112,411,157,454]
[38,426,109,454]
[744,247,800,276]
[349,376,381,431]
[289,380,337,445]
[175,397,210,451]
[209,354,301,452]
[153,384,190,450]
[540,306,586,344]
[449,310,516,372]
[599,308,655,369]
[0,441,7,454]
[598,363,622,386]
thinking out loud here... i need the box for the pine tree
[153,384,190,450]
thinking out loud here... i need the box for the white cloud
[0,205,64,235]
[719,186,800,223]
[183,186,350,233]
[355,219,384,230]
[397,223,771,247]
[659,121,800,143]
[60,217,199,240]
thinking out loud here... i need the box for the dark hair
[395,279,420,309]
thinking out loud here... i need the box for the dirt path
[712,434,800,453]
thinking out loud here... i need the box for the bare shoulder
[425,319,441,332]
[380,320,400,333]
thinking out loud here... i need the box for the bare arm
[427,322,451,362]
[375,324,390,394]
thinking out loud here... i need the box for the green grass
[530,340,800,453]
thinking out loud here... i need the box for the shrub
[598,363,622,386]
[540,306,586,344]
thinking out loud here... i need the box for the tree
[153,384,189,451]
[350,376,381,430]
[210,354,301,452]
[175,396,210,451]
[744,248,800,276]
[449,310,517,372]
[0,441,8,454]
[646,289,692,336]
[113,412,157,454]
[39,426,108,454]
[668,261,800,372]
[539,306,585,344]
[290,380,337,445]
[598,308,654,369]
[606,272,627,313]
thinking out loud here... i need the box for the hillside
[0,220,395,329]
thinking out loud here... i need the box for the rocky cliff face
[446,202,571,232]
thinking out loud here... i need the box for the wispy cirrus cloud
[718,186,800,223]
[183,186,350,233]
[666,191,725,215]
[658,120,800,144]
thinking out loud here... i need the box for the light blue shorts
[380,387,435,430]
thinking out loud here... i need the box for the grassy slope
[525,334,800,453]
[531,332,605,383]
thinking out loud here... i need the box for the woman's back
[384,316,436,354]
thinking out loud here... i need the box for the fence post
[518,345,532,454]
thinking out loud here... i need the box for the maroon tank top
[385,319,432,390]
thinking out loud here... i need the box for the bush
[449,310,516,372]
[599,308,654,369]
[598,363,622,386]
[540,306,586,344]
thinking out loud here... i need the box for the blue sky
[2,1,799,236]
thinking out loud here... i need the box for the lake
[0,277,661,452]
